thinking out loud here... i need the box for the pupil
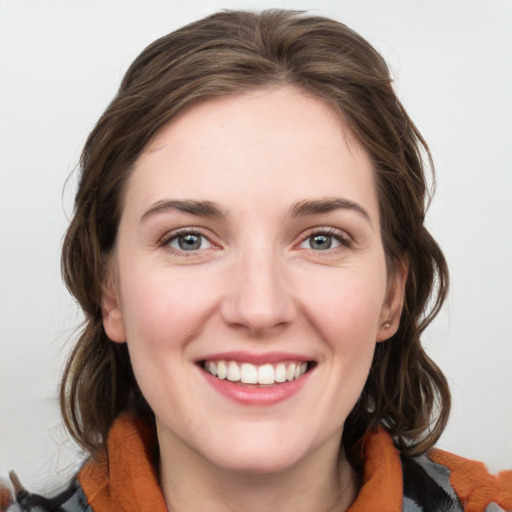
[179,234,201,250]
[311,234,331,250]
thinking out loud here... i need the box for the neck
[157,431,358,512]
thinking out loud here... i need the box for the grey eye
[169,233,210,251]
[310,234,335,250]
[299,233,343,251]
[179,234,201,250]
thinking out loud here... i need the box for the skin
[102,86,406,512]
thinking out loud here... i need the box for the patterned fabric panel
[5,479,91,512]
[4,453,509,511]
[401,453,463,512]
[484,503,511,512]
[402,454,512,512]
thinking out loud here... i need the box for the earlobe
[101,273,126,343]
[376,258,408,342]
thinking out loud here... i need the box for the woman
[2,9,511,512]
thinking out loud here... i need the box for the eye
[298,230,350,251]
[166,231,213,252]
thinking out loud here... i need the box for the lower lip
[201,367,312,406]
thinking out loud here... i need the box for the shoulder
[402,448,512,512]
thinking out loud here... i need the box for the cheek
[292,268,387,433]
[116,260,227,382]
[300,267,388,348]
[121,271,212,346]
[117,269,216,412]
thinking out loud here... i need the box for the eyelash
[158,227,353,255]
[158,228,216,255]
[297,228,353,252]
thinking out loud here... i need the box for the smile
[202,360,310,386]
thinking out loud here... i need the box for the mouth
[200,360,315,386]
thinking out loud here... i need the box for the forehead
[125,86,379,222]
[146,86,353,159]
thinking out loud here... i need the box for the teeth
[227,361,240,382]
[286,363,296,382]
[258,364,275,385]
[203,360,309,385]
[275,363,287,383]
[207,361,218,376]
[217,360,228,380]
[240,363,258,384]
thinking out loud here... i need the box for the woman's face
[103,86,404,475]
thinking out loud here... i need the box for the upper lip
[196,351,314,365]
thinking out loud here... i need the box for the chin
[197,425,317,476]
[209,445,304,476]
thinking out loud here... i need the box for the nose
[220,248,297,336]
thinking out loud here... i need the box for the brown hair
[61,9,449,457]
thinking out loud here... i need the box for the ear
[101,270,127,343]
[376,258,408,342]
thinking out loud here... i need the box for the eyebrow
[289,198,371,224]
[140,199,226,223]
[140,197,371,225]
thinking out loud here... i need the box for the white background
[1,0,511,492]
